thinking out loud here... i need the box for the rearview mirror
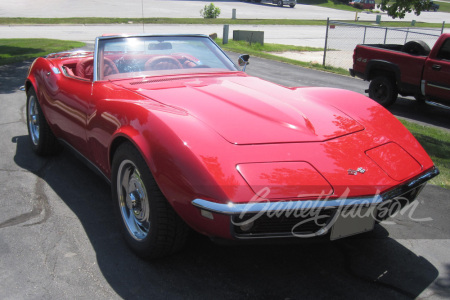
[148,42,173,51]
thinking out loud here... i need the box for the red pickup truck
[350,33,450,108]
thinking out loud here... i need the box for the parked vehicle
[25,34,438,258]
[350,33,450,108]
[349,0,375,10]
[428,1,440,11]
[248,0,296,8]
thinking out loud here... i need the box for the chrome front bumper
[192,167,439,215]
[192,167,439,239]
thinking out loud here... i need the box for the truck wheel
[402,40,430,56]
[368,76,398,107]
[289,4,295,7]
[277,0,283,6]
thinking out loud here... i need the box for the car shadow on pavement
[12,134,442,299]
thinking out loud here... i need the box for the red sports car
[25,34,438,258]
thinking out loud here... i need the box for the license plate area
[330,206,375,240]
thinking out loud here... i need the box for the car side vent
[129,78,178,85]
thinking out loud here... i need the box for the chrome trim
[192,167,439,215]
[51,67,61,75]
[96,33,212,41]
[421,79,426,96]
[425,100,450,110]
[428,83,450,92]
[93,37,100,82]
[193,195,382,215]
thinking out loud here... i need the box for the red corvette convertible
[25,34,438,258]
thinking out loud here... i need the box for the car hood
[116,75,364,145]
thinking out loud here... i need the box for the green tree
[378,0,434,19]
[200,3,221,19]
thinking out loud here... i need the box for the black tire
[111,142,189,259]
[289,4,295,7]
[26,88,60,156]
[402,40,431,56]
[368,76,398,107]
[277,0,283,6]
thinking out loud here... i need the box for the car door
[43,72,91,155]
[423,37,450,106]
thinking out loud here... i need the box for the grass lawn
[399,119,450,189]
[215,38,349,75]
[0,39,85,65]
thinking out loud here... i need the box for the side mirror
[238,54,250,71]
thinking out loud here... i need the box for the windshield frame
[93,34,239,82]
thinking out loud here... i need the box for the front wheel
[111,143,189,259]
[277,0,283,6]
[289,4,295,7]
[26,88,60,155]
[368,76,398,107]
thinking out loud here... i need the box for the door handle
[432,64,442,71]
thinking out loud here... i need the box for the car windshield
[96,35,238,80]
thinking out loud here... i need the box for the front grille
[375,184,425,221]
[232,209,336,238]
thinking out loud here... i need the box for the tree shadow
[0,45,45,57]
[0,59,33,94]
[12,134,440,299]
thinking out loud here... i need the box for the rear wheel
[277,0,283,6]
[26,88,60,155]
[368,76,398,107]
[289,3,295,7]
[111,142,189,259]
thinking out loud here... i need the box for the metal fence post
[363,27,367,44]
[384,27,388,44]
[223,25,229,44]
[323,18,329,67]
[405,28,409,44]
[442,21,446,35]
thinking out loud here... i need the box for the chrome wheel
[28,94,40,146]
[117,159,150,241]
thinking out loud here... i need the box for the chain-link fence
[323,19,445,70]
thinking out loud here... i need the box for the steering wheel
[145,56,183,71]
